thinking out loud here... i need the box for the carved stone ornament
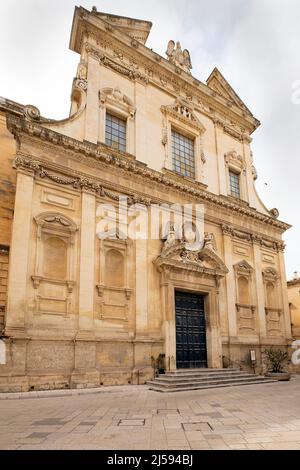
[8,114,290,232]
[166,40,192,74]
[234,260,253,276]
[161,97,206,134]
[204,233,217,252]
[156,236,228,278]
[77,61,88,81]
[225,150,245,171]
[23,105,41,121]
[252,165,258,180]
[269,208,279,219]
[99,87,136,118]
[85,44,149,84]
[263,267,280,283]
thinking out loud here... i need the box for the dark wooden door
[175,291,207,369]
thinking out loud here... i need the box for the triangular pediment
[206,68,253,116]
[94,11,152,45]
[155,242,228,277]
[233,260,253,274]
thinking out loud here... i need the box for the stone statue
[166,40,176,64]
[204,233,216,252]
[77,61,87,81]
[166,40,192,73]
[164,226,177,250]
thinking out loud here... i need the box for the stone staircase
[148,368,275,392]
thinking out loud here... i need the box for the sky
[0,0,299,279]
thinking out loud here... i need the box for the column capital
[221,224,234,237]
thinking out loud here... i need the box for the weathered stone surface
[0,6,294,392]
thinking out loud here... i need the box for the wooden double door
[175,291,208,369]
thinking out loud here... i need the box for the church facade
[0,6,293,392]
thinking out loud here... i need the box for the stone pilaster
[222,226,238,338]
[278,248,293,340]
[84,54,99,144]
[214,121,227,196]
[5,170,34,337]
[78,191,96,335]
[135,239,148,337]
[252,237,267,339]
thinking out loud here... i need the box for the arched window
[238,276,250,305]
[43,237,67,279]
[106,249,124,288]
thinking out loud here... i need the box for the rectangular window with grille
[229,170,241,198]
[105,113,127,152]
[171,130,195,179]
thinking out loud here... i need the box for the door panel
[175,291,207,369]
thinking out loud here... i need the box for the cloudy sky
[0,0,299,279]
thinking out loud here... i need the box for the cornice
[7,115,290,233]
[287,278,300,287]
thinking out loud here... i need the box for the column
[222,228,238,338]
[252,239,267,339]
[278,248,293,340]
[78,191,96,335]
[5,170,34,337]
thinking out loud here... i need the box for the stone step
[148,368,275,393]
[149,375,272,388]
[161,371,252,379]
[165,368,238,374]
[148,378,275,393]
[152,374,260,385]
[163,371,243,378]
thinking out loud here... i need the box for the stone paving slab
[0,378,300,450]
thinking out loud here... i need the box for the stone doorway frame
[154,244,229,372]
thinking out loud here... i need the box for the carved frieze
[8,115,290,232]
[221,224,285,252]
[85,43,149,84]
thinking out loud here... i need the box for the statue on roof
[166,40,192,74]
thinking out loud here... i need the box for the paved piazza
[1,378,300,451]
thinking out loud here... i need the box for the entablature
[7,114,291,234]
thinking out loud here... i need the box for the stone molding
[7,116,290,233]
[74,17,259,137]
[221,224,286,252]
[161,97,206,134]
[99,87,136,118]
[155,241,229,279]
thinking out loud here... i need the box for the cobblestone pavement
[1,377,300,450]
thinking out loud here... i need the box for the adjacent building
[288,273,300,339]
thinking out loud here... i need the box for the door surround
[154,243,228,371]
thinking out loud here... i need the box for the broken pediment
[154,241,228,278]
[161,98,206,134]
[206,68,253,117]
[92,8,152,45]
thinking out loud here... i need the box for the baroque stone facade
[0,6,293,392]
